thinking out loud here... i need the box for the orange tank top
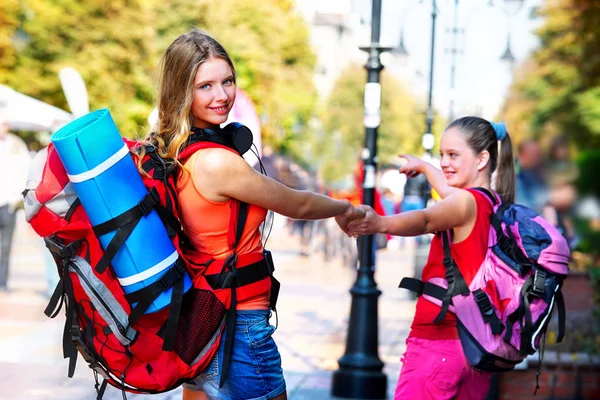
[177,150,270,310]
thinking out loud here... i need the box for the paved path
[0,213,417,399]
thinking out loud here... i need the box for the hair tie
[490,122,507,141]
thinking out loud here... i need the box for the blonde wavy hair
[137,29,236,170]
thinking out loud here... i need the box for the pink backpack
[400,188,569,385]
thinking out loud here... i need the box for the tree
[502,0,600,148]
[316,64,426,184]
[196,0,317,157]
[1,0,159,137]
[0,0,317,146]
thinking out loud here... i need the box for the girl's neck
[468,175,491,191]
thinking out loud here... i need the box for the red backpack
[23,132,278,398]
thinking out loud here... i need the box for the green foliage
[576,150,600,197]
[0,0,316,145]
[316,64,426,183]
[503,0,600,148]
[199,0,317,157]
[0,0,19,72]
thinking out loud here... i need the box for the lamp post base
[331,368,387,399]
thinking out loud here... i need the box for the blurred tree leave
[502,0,600,148]
[316,64,426,184]
[0,0,316,147]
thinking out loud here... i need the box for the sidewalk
[0,213,417,399]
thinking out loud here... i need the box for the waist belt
[399,277,448,300]
[204,258,272,290]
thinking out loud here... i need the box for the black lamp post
[331,0,390,398]
[422,0,437,155]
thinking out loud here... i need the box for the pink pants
[395,337,491,400]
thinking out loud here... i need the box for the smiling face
[191,57,236,129]
[439,127,489,189]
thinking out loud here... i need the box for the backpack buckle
[71,327,95,364]
[531,270,546,298]
[474,289,493,315]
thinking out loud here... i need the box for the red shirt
[409,189,493,340]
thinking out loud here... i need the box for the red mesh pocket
[174,289,226,365]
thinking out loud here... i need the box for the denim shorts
[183,310,286,400]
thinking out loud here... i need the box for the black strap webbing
[62,278,80,378]
[204,259,271,290]
[65,198,81,222]
[399,277,449,301]
[162,272,186,351]
[220,264,237,388]
[44,254,66,318]
[519,276,535,356]
[153,201,181,238]
[93,190,159,274]
[503,312,518,344]
[218,200,249,388]
[43,236,80,319]
[234,202,249,248]
[473,289,504,335]
[434,231,469,323]
[96,379,108,400]
[555,289,566,343]
[472,187,498,205]
[125,261,187,327]
[92,189,159,237]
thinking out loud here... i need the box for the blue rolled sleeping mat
[51,108,192,314]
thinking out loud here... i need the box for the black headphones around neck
[189,122,254,155]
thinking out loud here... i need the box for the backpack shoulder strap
[179,141,237,162]
[434,230,470,322]
[179,130,240,161]
[470,187,499,206]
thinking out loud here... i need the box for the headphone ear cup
[223,122,253,155]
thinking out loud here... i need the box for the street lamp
[500,34,516,64]
[498,0,525,69]
[423,0,437,155]
[398,0,524,130]
[331,0,389,398]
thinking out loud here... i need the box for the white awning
[0,84,73,132]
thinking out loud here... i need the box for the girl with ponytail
[343,116,516,399]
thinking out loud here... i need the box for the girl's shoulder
[464,187,496,217]
[192,146,243,174]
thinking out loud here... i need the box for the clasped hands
[333,154,422,237]
[334,203,381,238]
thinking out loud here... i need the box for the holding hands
[346,205,383,237]
[332,153,432,238]
[335,204,383,237]
[335,202,367,235]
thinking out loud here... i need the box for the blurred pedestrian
[0,103,30,291]
[142,28,364,400]
[401,170,430,212]
[401,163,431,246]
[515,138,548,214]
[545,135,579,246]
[380,187,397,216]
[344,117,516,400]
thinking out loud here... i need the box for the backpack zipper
[68,257,133,345]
